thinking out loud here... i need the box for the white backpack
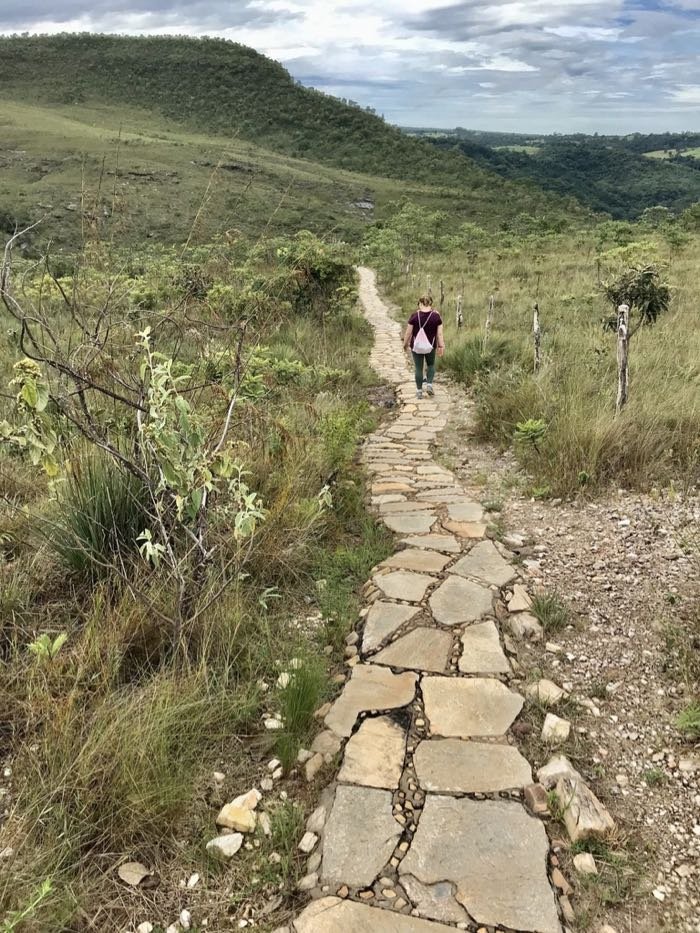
[413,310,435,355]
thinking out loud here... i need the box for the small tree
[603,264,671,334]
[0,228,270,649]
[602,264,671,412]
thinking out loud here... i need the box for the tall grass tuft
[50,451,150,579]
[275,657,328,768]
[443,334,528,387]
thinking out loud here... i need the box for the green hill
[0,34,592,246]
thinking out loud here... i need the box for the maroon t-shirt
[408,308,442,349]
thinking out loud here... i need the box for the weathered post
[456,294,463,329]
[616,303,630,413]
[485,293,495,344]
[533,302,542,373]
[439,278,445,311]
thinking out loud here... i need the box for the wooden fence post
[616,303,630,414]
[484,294,495,344]
[439,279,445,312]
[456,294,463,329]
[533,302,542,373]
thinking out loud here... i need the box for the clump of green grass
[677,703,700,740]
[275,657,328,768]
[443,335,526,387]
[49,450,149,579]
[643,767,666,787]
[530,591,571,632]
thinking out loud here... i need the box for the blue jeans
[412,349,436,390]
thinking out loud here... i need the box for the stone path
[288,269,564,933]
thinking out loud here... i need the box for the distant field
[645,147,700,160]
[493,145,541,155]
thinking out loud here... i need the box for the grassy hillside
[0,34,592,247]
[0,97,434,248]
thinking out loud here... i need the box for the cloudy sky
[4,0,700,133]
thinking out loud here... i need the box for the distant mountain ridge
[405,127,700,219]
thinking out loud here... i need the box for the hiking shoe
[425,383,434,396]
[416,390,423,399]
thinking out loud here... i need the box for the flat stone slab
[429,575,493,626]
[372,482,414,494]
[450,541,516,588]
[442,519,487,539]
[400,797,561,933]
[321,786,402,888]
[374,627,452,673]
[384,512,436,534]
[401,875,470,923]
[458,621,511,674]
[337,716,406,789]
[325,665,417,737]
[362,602,420,653]
[380,501,436,514]
[373,570,433,602]
[401,534,461,553]
[447,501,485,523]
[415,489,466,502]
[414,739,532,793]
[422,676,524,738]
[508,583,532,612]
[382,549,452,573]
[294,898,456,932]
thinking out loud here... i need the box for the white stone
[137,924,154,933]
[573,853,598,876]
[299,832,319,854]
[526,679,568,706]
[306,805,327,834]
[206,833,244,860]
[541,714,571,744]
[180,910,192,930]
[216,803,257,832]
[298,872,319,892]
[231,788,262,810]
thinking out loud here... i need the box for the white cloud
[4,0,700,132]
[669,84,700,105]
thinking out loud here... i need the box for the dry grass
[385,230,700,496]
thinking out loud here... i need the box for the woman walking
[403,295,445,399]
